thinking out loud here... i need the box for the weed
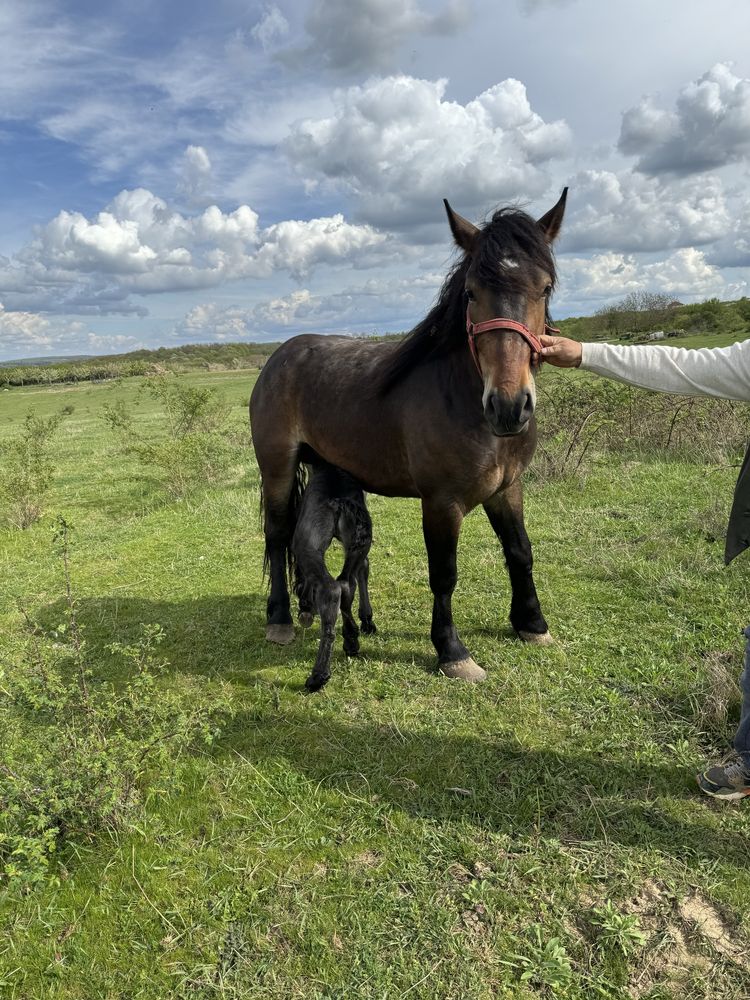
[503,923,574,990]
[589,900,647,958]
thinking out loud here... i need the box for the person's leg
[732,625,750,764]
[697,625,750,800]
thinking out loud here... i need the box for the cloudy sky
[2,0,750,360]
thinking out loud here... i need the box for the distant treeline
[556,293,750,342]
[0,341,282,388]
[3,296,750,389]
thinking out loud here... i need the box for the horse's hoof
[266,624,295,644]
[360,618,377,635]
[305,674,329,693]
[439,658,487,682]
[298,612,314,628]
[517,630,554,645]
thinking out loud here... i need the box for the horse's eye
[543,284,553,298]
[465,289,475,301]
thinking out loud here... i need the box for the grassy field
[2,363,750,999]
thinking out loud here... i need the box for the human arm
[539,334,750,402]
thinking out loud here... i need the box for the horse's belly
[302,433,419,499]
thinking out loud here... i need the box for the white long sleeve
[580,339,750,402]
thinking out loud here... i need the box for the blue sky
[2,0,750,359]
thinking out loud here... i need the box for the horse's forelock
[473,208,557,295]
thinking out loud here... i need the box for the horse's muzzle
[484,388,534,436]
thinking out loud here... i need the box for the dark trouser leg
[733,625,750,764]
[422,499,486,681]
[483,483,549,642]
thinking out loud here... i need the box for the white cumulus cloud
[558,247,742,311]
[173,272,444,342]
[562,170,731,253]
[0,189,386,315]
[619,63,750,175]
[286,74,571,228]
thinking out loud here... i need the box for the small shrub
[0,409,67,528]
[103,374,238,498]
[534,371,750,481]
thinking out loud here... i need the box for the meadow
[1,358,750,999]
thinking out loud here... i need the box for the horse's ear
[537,187,568,244]
[444,199,479,253]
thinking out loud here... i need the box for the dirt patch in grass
[623,880,749,998]
[678,891,748,968]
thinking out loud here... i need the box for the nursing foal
[292,462,376,691]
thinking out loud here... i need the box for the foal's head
[445,190,567,436]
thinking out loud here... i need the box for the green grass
[1,367,750,999]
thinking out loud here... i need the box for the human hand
[539,333,582,368]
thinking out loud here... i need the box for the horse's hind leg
[306,578,341,692]
[259,454,300,644]
[356,556,377,635]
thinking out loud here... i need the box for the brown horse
[250,189,567,681]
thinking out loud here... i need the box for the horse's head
[444,190,567,436]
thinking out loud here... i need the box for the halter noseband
[466,306,559,377]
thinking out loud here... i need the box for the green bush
[103,374,239,498]
[0,409,68,528]
[533,372,750,480]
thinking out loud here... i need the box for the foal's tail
[259,458,308,586]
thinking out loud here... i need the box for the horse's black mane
[378,207,557,395]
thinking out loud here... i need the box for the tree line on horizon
[3,295,750,389]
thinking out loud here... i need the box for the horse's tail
[260,457,308,587]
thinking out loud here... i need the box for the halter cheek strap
[466,306,559,376]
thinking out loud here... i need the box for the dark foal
[292,463,376,691]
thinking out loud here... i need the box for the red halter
[466,306,559,377]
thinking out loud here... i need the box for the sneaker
[697,758,750,800]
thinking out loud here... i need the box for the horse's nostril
[521,389,534,419]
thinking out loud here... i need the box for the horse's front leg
[422,499,487,681]
[483,482,552,644]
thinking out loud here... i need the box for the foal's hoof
[439,658,487,682]
[517,630,554,646]
[266,624,295,644]
[298,611,315,629]
[360,618,377,635]
[304,673,329,693]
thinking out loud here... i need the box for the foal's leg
[306,576,341,692]
[483,482,551,644]
[338,572,360,657]
[422,499,486,681]
[356,556,377,635]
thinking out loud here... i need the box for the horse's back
[250,334,414,495]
